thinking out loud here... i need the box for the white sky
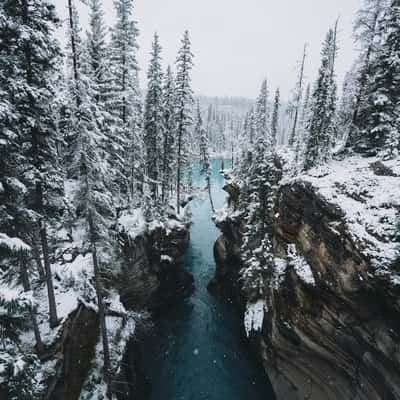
[54,0,362,99]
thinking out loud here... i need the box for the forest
[0,0,399,399]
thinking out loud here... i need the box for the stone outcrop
[45,305,99,400]
[45,221,192,400]
[212,172,400,399]
[118,223,193,311]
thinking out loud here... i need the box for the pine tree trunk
[20,255,44,354]
[289,44,307,146]
[31,240,46,282]
[161,133,169,203]
[40,221,59,329]
[87,209,112,397]
[67,0,81,107]
[207,176,215,212]
[176,120,183,214]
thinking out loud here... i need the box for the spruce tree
[65,0,113,391]
[86,0,109,102]
[161,66,177,202]
[195,102,215,211]
[175,30,194,213]
[304,26,338,170]
[0,0,63,329]
[348,0,389,149]
[271,88,281,146]
[289,44,307,146]
[110,0,143,201]
[240,136,280,300]
[255,79,270,140]
[359,0,400,158]
[294,83,311,173]
[144,33,164,199]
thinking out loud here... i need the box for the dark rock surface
[44,221,193,400]
[118,223,194,311]
[116,223,193,400]
[45,305,99,400]
[211,180,400,400]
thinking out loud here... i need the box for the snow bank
[296,156,400,278]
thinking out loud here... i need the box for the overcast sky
[55,0,362,99]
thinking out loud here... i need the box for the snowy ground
[294,156,400,283]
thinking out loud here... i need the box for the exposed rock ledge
[45,219,193,400]
[211,156,400,400]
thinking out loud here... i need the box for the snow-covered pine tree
[240,136,280,300]
[294,83,311,173]
[175,30,194,213]
[0,260,42,399]
[161,66,177,202]
[86,0,109,103]
[64,0,114,391]
[304,25,338,170]
[195,102,215,212]
[348,0,389,149]
[255,79,270,140]
[0,0,65,329]
[271,88,281,146]
[144,33,164,199]
[336,67,359,148]
[358,0,400,158]
[288,44,307,146]
[109,0,143,202]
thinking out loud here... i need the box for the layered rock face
[212,157,400,400]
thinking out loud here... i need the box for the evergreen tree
[255,79,270,140]
[271,88,281,146]
[289,44,307,146]
[109,0,143,201]
[161,66,177,202]
[86,0,109,103]
[144,33,164,199]
[195,102,215,211]
[175,30,194,213]
[358,0,400,158]
[304,26,338,170]
[240,137,280,300]
[348,0,389,148]
[65,0,113,391]
[0,0,64,329]
[294,83,311,173]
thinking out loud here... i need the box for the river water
[142,159,275,400]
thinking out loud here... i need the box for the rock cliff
[43,216,192,400]
[211,156,400,399]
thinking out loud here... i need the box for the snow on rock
[161,254,173,263]
[118,208,147,240]
[0,232,31,252]
[287,244,316,286]
[118,207,187,240]
[244,299,267,337]
[213,204,230,224]
[272,257,288,289]
[295,156,400,277]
